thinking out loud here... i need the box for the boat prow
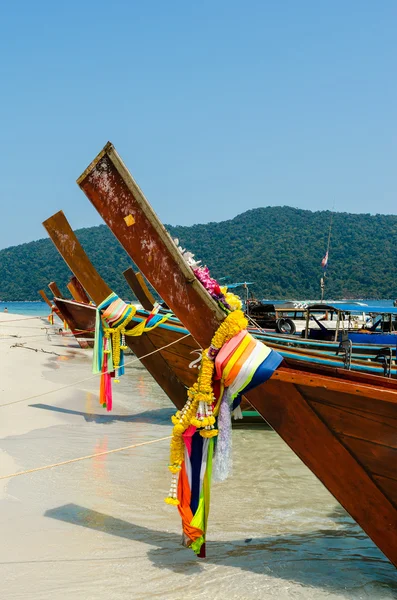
[76,141,397,568]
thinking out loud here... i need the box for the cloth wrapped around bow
[93,292,171,411]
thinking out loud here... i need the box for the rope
[0,331,69,343]
[0,332,193,408]
[0,316,46,323]
[0,435,171,481]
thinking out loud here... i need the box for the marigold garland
[220,287,243,312]
[165,309,248,504]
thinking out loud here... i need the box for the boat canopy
[307,303,397,316]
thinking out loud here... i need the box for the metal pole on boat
[320,210,333,303]
[305,308,310,339]
[320,276,325,302]
[335,311,340,342]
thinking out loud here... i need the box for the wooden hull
[54,296,397,394]
[42,213,188,412]
[77,142,397,568]
[53,298,96,348]
[40,287,92,350]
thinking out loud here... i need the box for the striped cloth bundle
[179,331,282,555]
[93,292,171,411]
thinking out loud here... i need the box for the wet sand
[0,314,396,599]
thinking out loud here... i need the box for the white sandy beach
[0,313,396,600]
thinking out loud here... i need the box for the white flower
[173,238,202,269]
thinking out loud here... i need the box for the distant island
[0,206,396,302]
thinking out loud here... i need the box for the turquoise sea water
[0,299,395,318]
[0,301,49,316]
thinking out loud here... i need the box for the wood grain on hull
[77,141,397,567]
[53,298,94,348]
[47,281,91,349]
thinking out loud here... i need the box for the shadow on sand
[29,403,174,425]
[44,503,397,593]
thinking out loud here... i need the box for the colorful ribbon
[175,329,282,556]
[93,293,171,411]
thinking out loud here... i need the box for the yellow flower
[165,308,248,504]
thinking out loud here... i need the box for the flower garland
[165,308,248,505]
[166,243,282,557]
[193,266,233,311]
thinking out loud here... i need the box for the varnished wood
[77,142,397,567]
[123,267,155,310]
[43,211,112,304]
[48,282,64,298]
[245,379,397,565]
[309,401,397,448]
[67,276,90,304]
[38,289,54,308]
[77,143,225,346]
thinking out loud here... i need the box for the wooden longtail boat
[121,269,396,375]
[40,286,92,349]
[51,295,397,393]
[43,211,192,411]
[48,280,94,349]
[76,141,397,568]
[125,272,397,371]
[43,215,261,420]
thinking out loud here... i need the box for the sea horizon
[0,298,395,318]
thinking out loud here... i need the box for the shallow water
[0,338,396,599]
[0,301,49,316]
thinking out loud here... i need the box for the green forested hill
[1,206,397,301]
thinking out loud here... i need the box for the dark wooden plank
[48,281,64,299]
[77,144,225,347]
[310,400,397,448]
[245,380,397,565]
[280,358,397,391]
[77,142,397,567]
[123,268,155,311]
[67,276,90,304]
[38,289,53,308]
[299,383,397,420]
[339,434,397,482]
[53,299,95,336]
[43,211,112,304]
[374,475,397,502]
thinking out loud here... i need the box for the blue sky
[0,1,396,249]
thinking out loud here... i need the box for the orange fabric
[99,372,106,405]
[222,333,252,385]
[177,462,204,542]
[215,330,247,379]
[224,337,257,387]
